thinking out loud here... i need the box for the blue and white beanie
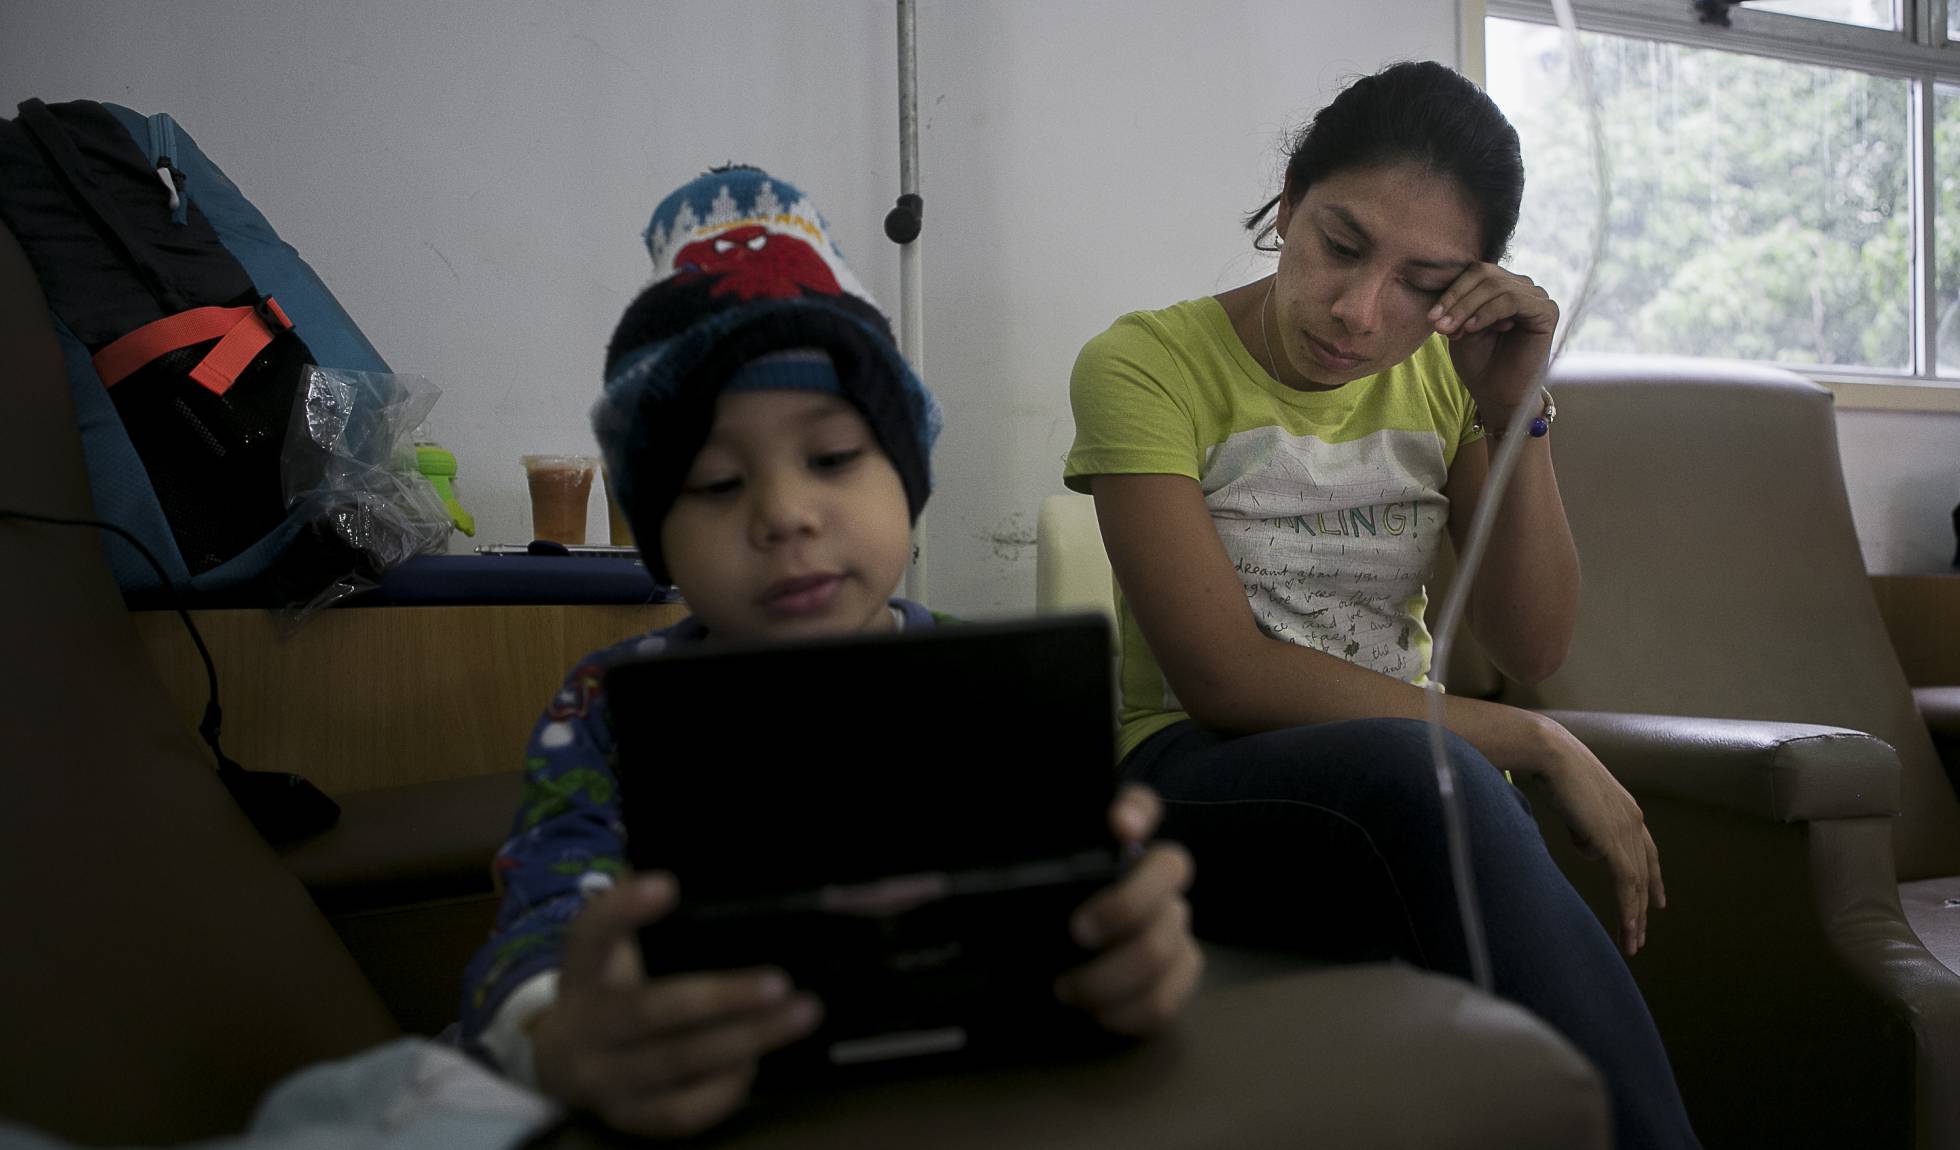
[592,166,941,580]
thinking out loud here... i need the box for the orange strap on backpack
[92,297,293,396]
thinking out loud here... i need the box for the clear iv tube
[1426,0,1607,994]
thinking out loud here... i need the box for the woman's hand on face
[1528,722,1666,958]
[1429,263,1559,415]
[1054,785,1203,1036]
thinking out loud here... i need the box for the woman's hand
[1054,785,1203,1035]
[532,874,823,1139]
[1429,263,1559,417]
[1528,721,1666,957]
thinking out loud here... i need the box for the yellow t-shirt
[1064,297,1482,760]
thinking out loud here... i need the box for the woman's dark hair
[1246,61,1524,263]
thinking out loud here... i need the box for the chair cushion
[1919,687,1960,799]
[281,773,520,913]
[1901,875,1960,978]
[1918,687,1960,739]
[279,774,521,1036]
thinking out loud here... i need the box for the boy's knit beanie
[592,166,941,582]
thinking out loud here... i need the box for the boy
[459,168,1201,1139]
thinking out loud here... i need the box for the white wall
[0,0,1454,615]
[9,2,1946,611]
[1838,410,1960,573]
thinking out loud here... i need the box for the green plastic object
[415,443,477,537]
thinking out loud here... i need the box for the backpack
[0,98,392,597]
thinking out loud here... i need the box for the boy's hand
[1054,785,1202,1036]
[532,873,823,1139]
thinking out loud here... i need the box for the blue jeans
[1125,717,1700,1150]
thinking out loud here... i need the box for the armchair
[1036,354,1960,1149]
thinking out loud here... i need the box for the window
[1485,0,1960,386]
[1742,0,1897,32]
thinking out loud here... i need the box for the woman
[1064,61,1699,1148]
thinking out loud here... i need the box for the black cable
[0,507,337,843]
[1,508,237,762]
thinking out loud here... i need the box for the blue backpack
[0,98,391,596]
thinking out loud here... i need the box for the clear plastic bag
[281,366,453,618]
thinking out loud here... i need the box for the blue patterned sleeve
[458,650,631,1049]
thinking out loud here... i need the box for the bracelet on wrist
[1472,386,1556,440]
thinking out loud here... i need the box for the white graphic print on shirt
[1201,424,1451,683]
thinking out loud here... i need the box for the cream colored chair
[1036,493,1117,620]
[1038,353,1960,1150]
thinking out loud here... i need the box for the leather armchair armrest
[1540,710,1901,824]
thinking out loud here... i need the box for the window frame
[1467,0,1960,411]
